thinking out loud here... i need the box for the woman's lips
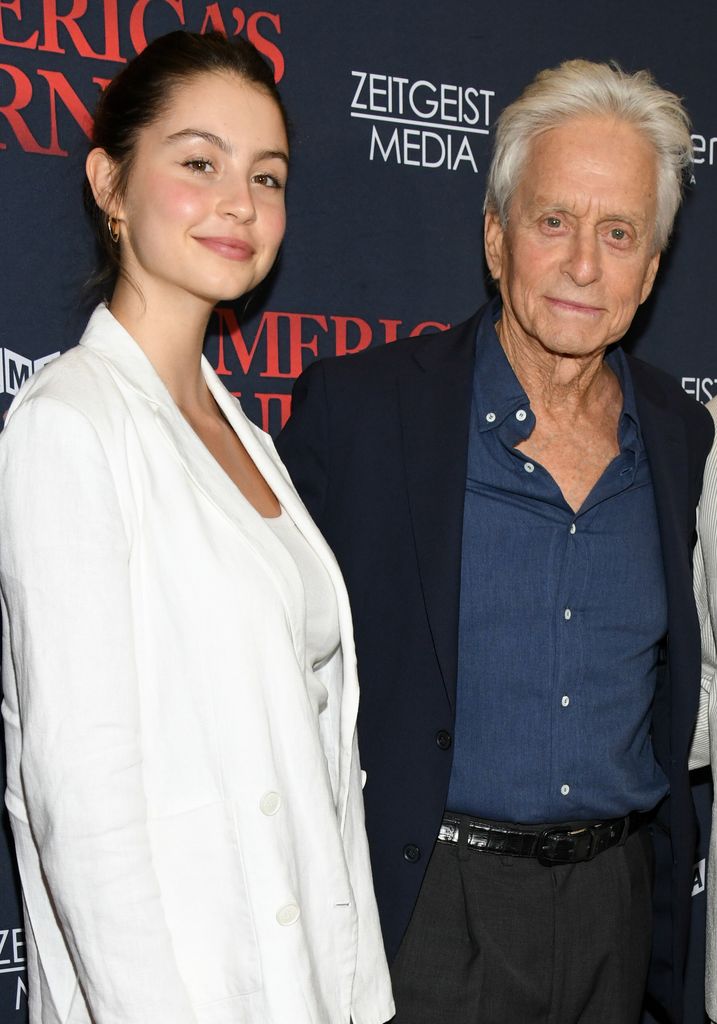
[194,236,255,261]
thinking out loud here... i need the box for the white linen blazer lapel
[81,305,360,828]
[204,368,361,829]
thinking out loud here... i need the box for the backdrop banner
[0,1,715,1020]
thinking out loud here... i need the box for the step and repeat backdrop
[1,1,716,1020]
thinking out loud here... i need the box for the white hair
[484,59,693,252]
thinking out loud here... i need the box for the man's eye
[611,227,627,240]
[545,216,562,228]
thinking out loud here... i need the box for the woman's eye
[183,158,214,174]
[253,173,283,189]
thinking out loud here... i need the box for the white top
[265,509,340,716]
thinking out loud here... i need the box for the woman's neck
[109,277,216,415]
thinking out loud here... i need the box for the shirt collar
[473,297,527,432]
[472,298,642,452]
[605,344,642,454]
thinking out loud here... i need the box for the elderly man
[277,61,712,1023]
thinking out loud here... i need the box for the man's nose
[560,227,602,287]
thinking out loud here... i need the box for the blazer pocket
[149,802,262,1004]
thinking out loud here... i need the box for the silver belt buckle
[438,817,461,843]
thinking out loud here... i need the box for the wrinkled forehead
[511,116,659,217]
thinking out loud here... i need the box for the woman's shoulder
[4,309,136,437]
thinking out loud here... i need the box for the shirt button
[485,412,496,423]
[524,462,535,473]
[515,409,527,422]
[570,523,576,535]
[435,730,452,750]
[276,903,300,927]
[561,784,570,796]
[564,608,572,621]
[561,695,570,707]
[259,791,281,816]
[403,844,421,863]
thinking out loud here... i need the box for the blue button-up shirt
[446,301,669,823]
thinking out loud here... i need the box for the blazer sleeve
[276,359,331,525]
[690,405,717,771]
[0,395,197,1024]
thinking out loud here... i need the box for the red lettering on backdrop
[129,0,184,55]
[0,64,98,154]
[0,64,50,152]
[264,313,328,377]
[0,65,94,154]
[0,4,286,154]
[213,306,451,379]
[198,7,284,83]
[200,3,226,33]
[246,12,283,82]
[332,315,372,356]
[256,392,292,432]
[38,0,123,62]
[215,306,265,375]
[39,69,93,151]
[0,0,39,48]
[211,313,451,435]
[379,319,403,344]
[214,308,330,379]
[410,321,450,335]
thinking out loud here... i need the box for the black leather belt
[437,811,643,866]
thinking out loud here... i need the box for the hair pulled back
[84,30,288,296]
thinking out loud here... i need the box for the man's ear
[639,250,661,305]
[484,209,506,281]
[86,148,121,217]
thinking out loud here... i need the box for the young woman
[0,31,393,1024]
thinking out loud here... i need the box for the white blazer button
[260,791,281,816]
[276,903,300,926]
[361,770,367,789]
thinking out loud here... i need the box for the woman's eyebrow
[165,131,288,166]
[165,128,232,153]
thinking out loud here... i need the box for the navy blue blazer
[277,305,713,1023]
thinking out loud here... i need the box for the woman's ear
[86,148,120,216]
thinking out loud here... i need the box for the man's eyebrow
[165,129,232,153]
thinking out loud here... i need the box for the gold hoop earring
[107,216,120,243]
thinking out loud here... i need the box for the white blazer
[0,306,394,1024]
[690,396,717,1022]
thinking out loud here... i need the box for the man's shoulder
[626,352,714,459]
[627,353,711,421]
[309,307,483,387]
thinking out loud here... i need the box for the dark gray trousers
[390,818,653,1024]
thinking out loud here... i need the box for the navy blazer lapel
[630,358,695,756]
[632,367,688,552]
[398,312,479,707]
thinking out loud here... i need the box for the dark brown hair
[84,30,289,297]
